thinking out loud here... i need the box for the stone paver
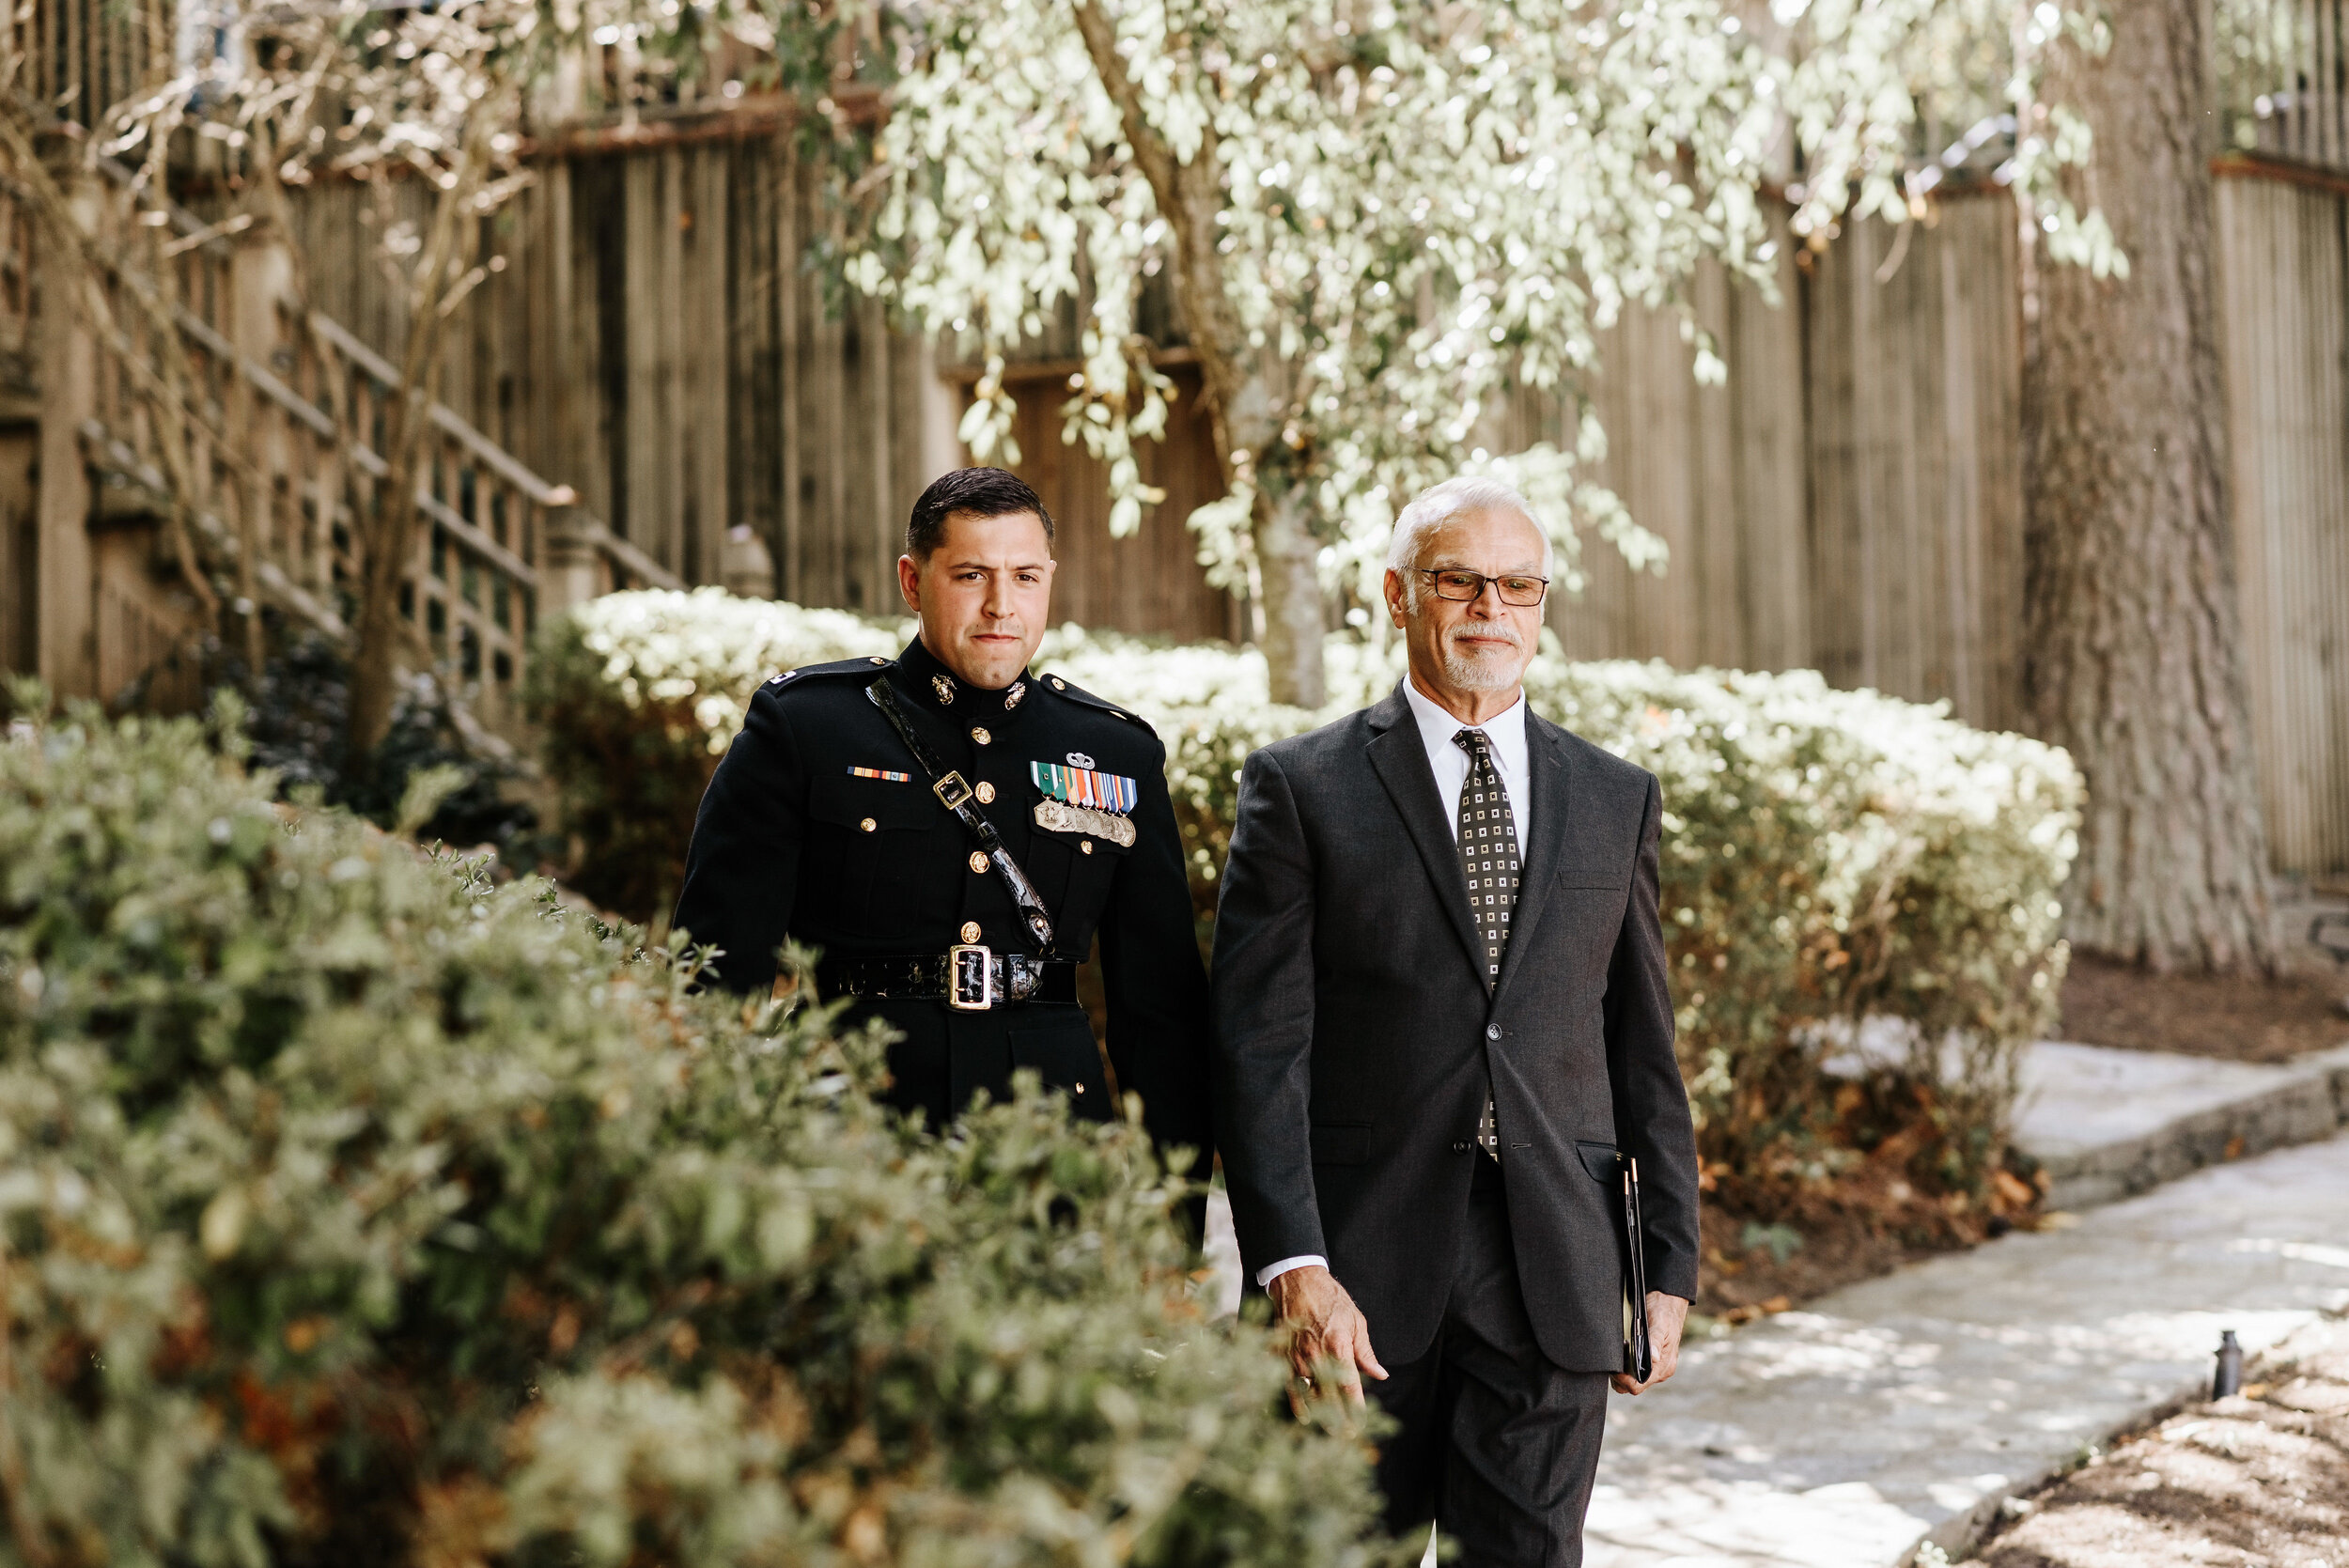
[1583,1132,2349,1568]
[2011,1041,2349,1210]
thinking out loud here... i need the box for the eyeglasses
[1415,568,1550,608]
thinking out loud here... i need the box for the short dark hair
[906,467,1054,560]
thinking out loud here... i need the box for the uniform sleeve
[1097,735,1215,1169]
[1603,773,1702,1301]
[1207,749,1328,1278]
[672,687,804,996]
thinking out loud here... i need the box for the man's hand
[1611,1292,1689,1395]
[1268,1265,1389,1412]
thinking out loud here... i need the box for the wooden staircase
[5,148,677,740]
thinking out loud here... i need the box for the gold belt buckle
[947,943,995,1011]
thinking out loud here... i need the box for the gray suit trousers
[1371,1158,1611,1566]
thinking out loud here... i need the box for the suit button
[1486,1024,1501,1041]
[859,817,877,832]
[975,781,996,803]
[968,852,988,874]
[1451,1140,1470,1154]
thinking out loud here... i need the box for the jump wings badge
[1030,761,1139,847]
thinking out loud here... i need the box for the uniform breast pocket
[1031,824,1132,955]
[806,774,942,936]
[1009,1014,1110,1121]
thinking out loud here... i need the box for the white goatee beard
[1439,631,1523,692]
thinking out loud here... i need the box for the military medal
[847,766,910,782]
[1030,761,1139,847]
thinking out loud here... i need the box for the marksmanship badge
[1030,761,1138,847]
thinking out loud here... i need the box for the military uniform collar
[891,635,1037,721]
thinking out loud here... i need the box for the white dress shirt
[1253,677,1533,1288]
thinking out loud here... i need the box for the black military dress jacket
[672,637,1213,1159]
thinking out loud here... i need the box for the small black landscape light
[2212,1329,2244,1399]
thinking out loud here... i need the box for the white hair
[1384,475,1554,580]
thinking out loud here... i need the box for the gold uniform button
[1081,841,1095,855]
[859,817,878,832]
[975,781,996,803]
[968,851,988,874]
[1049,676,1066,690]
[960,921,982,943]
[1073,1082,1085,1094]
[867,657,888,665]
[971,726,992,745]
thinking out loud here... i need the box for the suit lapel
[1363,689,1485,981]
[1492,714,1571,1004]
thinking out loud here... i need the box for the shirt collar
[893,635,1036,721]
[1400,675,1529,780]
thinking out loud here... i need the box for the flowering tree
[814,0,2110,706]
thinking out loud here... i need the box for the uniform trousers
[1369,1156,1612,1566]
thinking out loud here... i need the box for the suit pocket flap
[1575,1141,1623,1183]
[810,773,936,831]
[1310,1122,1371,1166]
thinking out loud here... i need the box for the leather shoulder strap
[865,677,1056,954]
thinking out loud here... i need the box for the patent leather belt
[821,948,1079,1012]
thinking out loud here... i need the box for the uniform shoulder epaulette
[763,655,895,690]
[1035,673,1143,725]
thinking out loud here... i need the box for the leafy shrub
[531,590,2081,1211]
[197,628,539,859]
[525,597,903,917]
[0,693,1406,1568]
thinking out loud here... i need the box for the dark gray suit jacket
[1211,681,1700,1373]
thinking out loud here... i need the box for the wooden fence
[1540,170,2347,879]
[285,125,959,625]
[9,7,2346,877]
[265,135,2349,878]
[1514,193,2028,735]
[2216,168,2349,878]
[278,120,1247,642]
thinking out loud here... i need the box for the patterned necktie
[1454,728,1519,1159]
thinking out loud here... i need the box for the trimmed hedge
[530,590,2081,1200]
[0,693,1407,1567]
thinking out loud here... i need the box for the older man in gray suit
[1212,476,1701,1564]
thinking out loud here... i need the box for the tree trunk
[345,121,494,767]
[2023,0,2277,972]
[1069,2,1326,706]
[1254,483,1326,709]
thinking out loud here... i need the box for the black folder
[1618,1155,1654,1383]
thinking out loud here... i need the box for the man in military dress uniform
[672,468,1212,1160]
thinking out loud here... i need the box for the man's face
[1383,506,1548,697]
[898,508,1056,690]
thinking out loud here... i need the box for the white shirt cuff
[1255,1254,1327,1288]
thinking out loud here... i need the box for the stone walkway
[1202,1037,2349,1565]
[1583,1131,2349,1568]
[2010,1041,2349,1210]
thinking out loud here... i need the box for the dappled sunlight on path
[1585,1134,2349,1568]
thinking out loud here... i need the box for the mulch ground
[2060,952,2349,1063]
[1692,1201,1953,1322]
[1969,1324,2349,1567]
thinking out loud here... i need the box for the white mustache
[1447,623,1523,650]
